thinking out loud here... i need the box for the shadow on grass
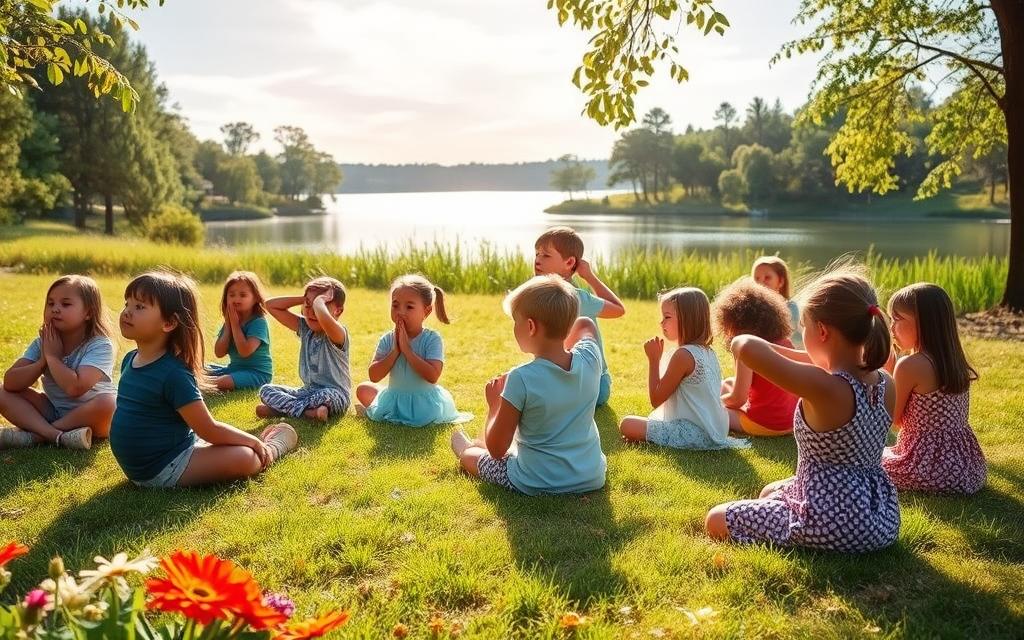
[0,444,99,500]
[9,478,242,593]
[794,536,1023,637]
[362,419,447,459]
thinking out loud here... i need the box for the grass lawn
[0,273,1022,638]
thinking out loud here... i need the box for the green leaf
[27,0,51,10]
[46,62,63,85]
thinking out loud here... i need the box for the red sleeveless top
[742,338,799,430]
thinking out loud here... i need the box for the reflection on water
[204,191,1009,265]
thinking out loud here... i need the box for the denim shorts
[133,439,208,488]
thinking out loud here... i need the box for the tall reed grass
[0,230,1007,312]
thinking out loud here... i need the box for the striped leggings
[258,384,350,418]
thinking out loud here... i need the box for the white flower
[79,550,158,598]
[39,575,90,611]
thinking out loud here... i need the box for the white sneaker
[0,428,35,449]
[57,427,92,450]
[261,423,298,462]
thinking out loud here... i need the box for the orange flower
[237,591,289,631]
[274,610,350,640]
[393,622,409,638]
[427,615,445,636]
[712,551,728,570]
[0,542,29,567]
[559,612,588,631]
[146,551,262,626]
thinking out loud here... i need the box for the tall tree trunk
[104,193,114,235]
[74,191,87,229]
[994,0,1024,310]
[990,173,997,206]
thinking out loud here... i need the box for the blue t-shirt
[109,351,202,482]
[501,337,607,495]
[216,315,273,376]
[21,335,116,415]
[787,299,803,349]
[374,328,445,391]
[576,287,608,377]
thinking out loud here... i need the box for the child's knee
[705,505,730,540]
[355,383,377,405]
[216,376,235,391]
[618,416,646,441]
[459,450,481,476]
[227,448,263,477]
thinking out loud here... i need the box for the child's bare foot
[450,429,473,458]
[255,404,281,419]
[303,405,329,422]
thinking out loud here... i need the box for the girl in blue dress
[355,275,472,427]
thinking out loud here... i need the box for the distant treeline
[336,160,613,193]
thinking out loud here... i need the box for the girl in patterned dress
[882,283,985,494]
[705,265,900,552]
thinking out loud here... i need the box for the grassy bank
[1,273,1022,638]
[0,222,1008,313]
[199,204,275,222]
[548,186,1011,219]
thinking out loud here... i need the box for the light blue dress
[365,328,472,428]
[787,300,804,349]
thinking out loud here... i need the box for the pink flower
[24,589,52,610]
[263,592,296,619]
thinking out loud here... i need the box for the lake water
[204,190,1010,265]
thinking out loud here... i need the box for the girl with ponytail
[354,275,472,428]
[705,262,901,552]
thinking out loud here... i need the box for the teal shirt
[576,287,608,376]
[373,328,444,391]
[500,337,607,495]
[216,315,273,376]
[787,299,803,349]
[110,351,202,482]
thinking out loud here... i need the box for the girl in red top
[715,279,799,436]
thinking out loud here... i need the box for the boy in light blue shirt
[531,226,625,406]
[451,275,606,495]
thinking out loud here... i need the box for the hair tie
[867,304,882,317]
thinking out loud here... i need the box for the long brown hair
[46,275,115,341]
[392,274,450,324]
[124,271,212,391]
[219,271,267,317]
[888,282,977,393]
[798,263,890,371]
[661,287,712,347]
[751,256,793,299]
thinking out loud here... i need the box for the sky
[124,0,822,165]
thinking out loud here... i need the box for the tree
[555,0,1023,309]
[550,154,595,200]
[547,0,729,128]
[744,97,769,146]
[641,108,675,200]
[718,169,746,206]
[1,0,163,111]
[732,144,776,206]
[221,122,260,156]
[217,156,262,205]
[714,102,738,157]
[274,125,315,200]
[671,139,704,196]
[253,151,282,195]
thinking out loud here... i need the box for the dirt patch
[958,308,1024,342]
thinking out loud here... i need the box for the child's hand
[576,258,594,279]
[644,336,664,361]
[251,441,272,470]
[226,303,240,326]
[485,373,507,407]
[41,323,63,359]
[396,319,412,354]
[314,287,334,305]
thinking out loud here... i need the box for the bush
[718,169,747,206]
[144,204,205,246]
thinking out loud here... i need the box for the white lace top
[650,345,731,444]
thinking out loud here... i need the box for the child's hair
[503,275,579,339]
[46,274,115,341]
[888,282,978,394]
[124,271,212,390]
[752,256,792,299]
[660,287,713,347]
[798,263,890,371]
[713,278,792,343]
[391,274,450,324]
[219,271,267,317]
[304,276,347,309]
[535,226,584,272]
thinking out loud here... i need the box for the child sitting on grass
[450,275,606,495]
[207,271,273,391]
[257,276,352,422]
[532,226,625,406]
